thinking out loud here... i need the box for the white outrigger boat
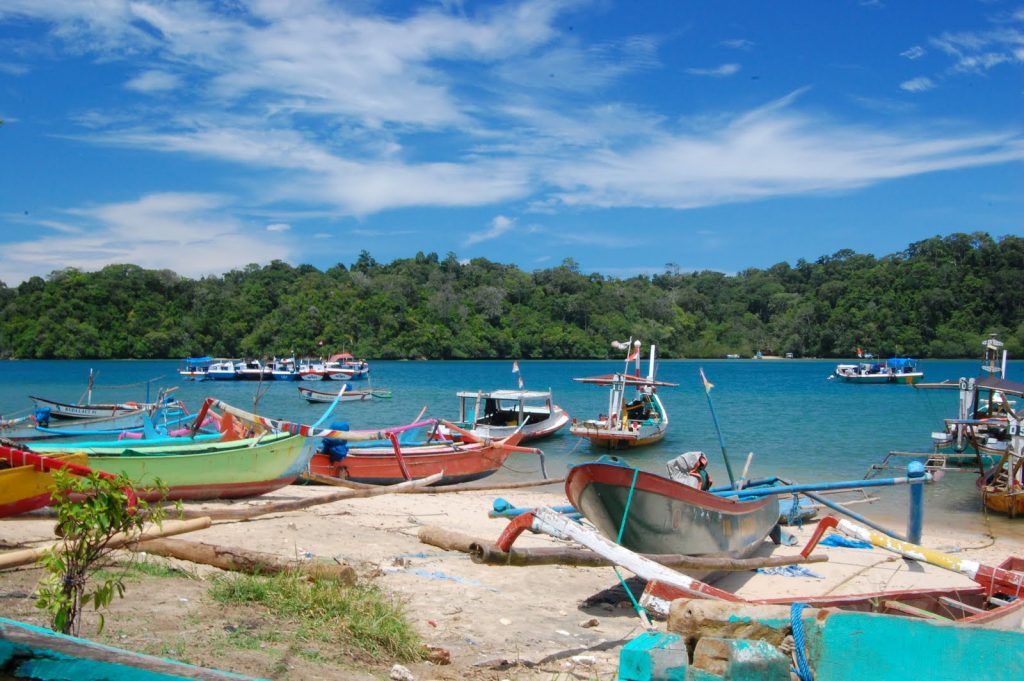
[452,389,570,442]
[569,340,676,449]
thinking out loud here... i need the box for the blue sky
[0,0,1021,285]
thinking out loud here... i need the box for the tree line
[0,232,1020,360]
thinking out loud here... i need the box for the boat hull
[56,433,313,501]
[460,406,570,442]
[298,386,379,403]
[565,462,779,559]
[0,408,172,442]
[0,453,89,517]
[309,442,513,486]
[29,397,141,419]
[569,421,667,449]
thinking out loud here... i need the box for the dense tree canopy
[0,232,1020,360]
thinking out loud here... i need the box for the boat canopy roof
[329,352,355,361]
[885,357,918,368]
[573,373,678,387]
[183,356,214,365]
[977,376,1024,398]
[456,389,552,400]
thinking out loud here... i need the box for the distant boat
[569,340,676,449]
[452,388,569,442]
[269,357,300,381]
[832,357,923,384]
[325,352,369,380]
[178,356,213,380]
[725,354,740,359]
[297,385,392,402]
[205,359,241,380]
[30,368,166,419]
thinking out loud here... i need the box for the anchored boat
[570,340,675,449]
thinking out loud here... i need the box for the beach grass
[208,571,423,663]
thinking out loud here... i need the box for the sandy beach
[1,483,1021,680]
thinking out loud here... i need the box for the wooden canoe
[310,433,525,486]
[42,433,313,502]
[565,461,780,560]
[0,452,89,518]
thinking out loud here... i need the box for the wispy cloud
[266,223,291,232]
[686,63,741,77]
[544,89,1024,210]
[0,61,28,75]
[467,215,515,245]
[901,45,925,60]
[0,193,292,284]
[125,70,180,93]
[900,76,936,92]
[720,39,753,51]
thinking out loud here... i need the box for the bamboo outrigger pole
[699,368,736,488]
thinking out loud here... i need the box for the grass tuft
[209,572,422,663]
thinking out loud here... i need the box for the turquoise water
[2,357,1020,539]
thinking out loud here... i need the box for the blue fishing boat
[0,616,257,680]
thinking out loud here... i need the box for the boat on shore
[453,388,569,442]
[564,459,779,567]
[0,449,90,517]
[569,341,675,449]
[1,399,190,443]
[40,430,313,502]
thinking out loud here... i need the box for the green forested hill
[1,232,1021,360]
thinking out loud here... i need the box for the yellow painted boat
[0,452,88,518]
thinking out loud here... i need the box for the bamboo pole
[134,538,356,584]
[0,517,212,571]
[417,526,828,570]
[176,473,443,521]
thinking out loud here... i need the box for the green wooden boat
[0,616,261,680]
[33,433,312,502]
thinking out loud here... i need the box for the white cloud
[467,215,515,244]
[0,193,293,284]
[266,223,291,232]
[0,62,29,75]
[900,76,935,92]
[686,63,741,77]
[901,46,925,60]
[720,39,753,51]
[543,90,1024,211]
[125,70,181,93]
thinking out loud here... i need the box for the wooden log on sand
[417,526,828,571]
[0,517,212,571]
[134,538,356,584]
[177,472,444,521]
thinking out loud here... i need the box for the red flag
[626,347,640,362]
[512,360,520,373]
[856,346,863,358]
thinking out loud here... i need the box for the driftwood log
[176,472,443,521]
[0,517,212,571]
[417,526,828,570]
[134,538,356,584]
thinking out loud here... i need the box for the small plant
[35,470,168,636]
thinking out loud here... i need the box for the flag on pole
[699,367,714,393]
[626,347,640,362]
[512,360,523,388]
[856,346,863,358]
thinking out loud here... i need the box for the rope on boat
[790,602,814,681]
[610,467,652,629]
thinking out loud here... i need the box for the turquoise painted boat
[621,599,1024,680]
[34,433,313,502]
[0,616,260,680]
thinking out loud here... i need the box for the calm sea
[2,357,1020,540]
